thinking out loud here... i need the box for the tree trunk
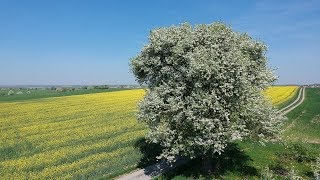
[202,157,213,174]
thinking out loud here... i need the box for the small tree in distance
[8,90,15,96]
[130,22,284,171]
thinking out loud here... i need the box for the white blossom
[131,22,284,162]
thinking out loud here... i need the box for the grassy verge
[156,142,319,179]
[284,88,320,143]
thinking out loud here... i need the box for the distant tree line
[0,84,137,97]
[50,85,110,92]
[93,85,110,89]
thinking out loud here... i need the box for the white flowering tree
[7,90,15,96]
[131,23,284,170]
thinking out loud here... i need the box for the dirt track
[280,86,305,115]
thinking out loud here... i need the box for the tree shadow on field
[135,139,258,179]
[160,143,258,179]
[134,138,163,168]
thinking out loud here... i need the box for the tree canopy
[131,22,284,162]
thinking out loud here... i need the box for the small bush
[269,160,289,176]
[288,144,314,162]
[288,167,303,180]
[313,157,320,180]
[261,167,274,179]
[270,143,316,178]
[7,90,14,96]
[55,87,66,92]
[277,143,314,163]
[16,91,23,95]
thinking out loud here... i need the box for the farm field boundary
[280,87,305,115]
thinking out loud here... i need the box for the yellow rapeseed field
[264,86,299,106]
[0,89,146,179]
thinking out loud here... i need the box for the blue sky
[0,0,319,85]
